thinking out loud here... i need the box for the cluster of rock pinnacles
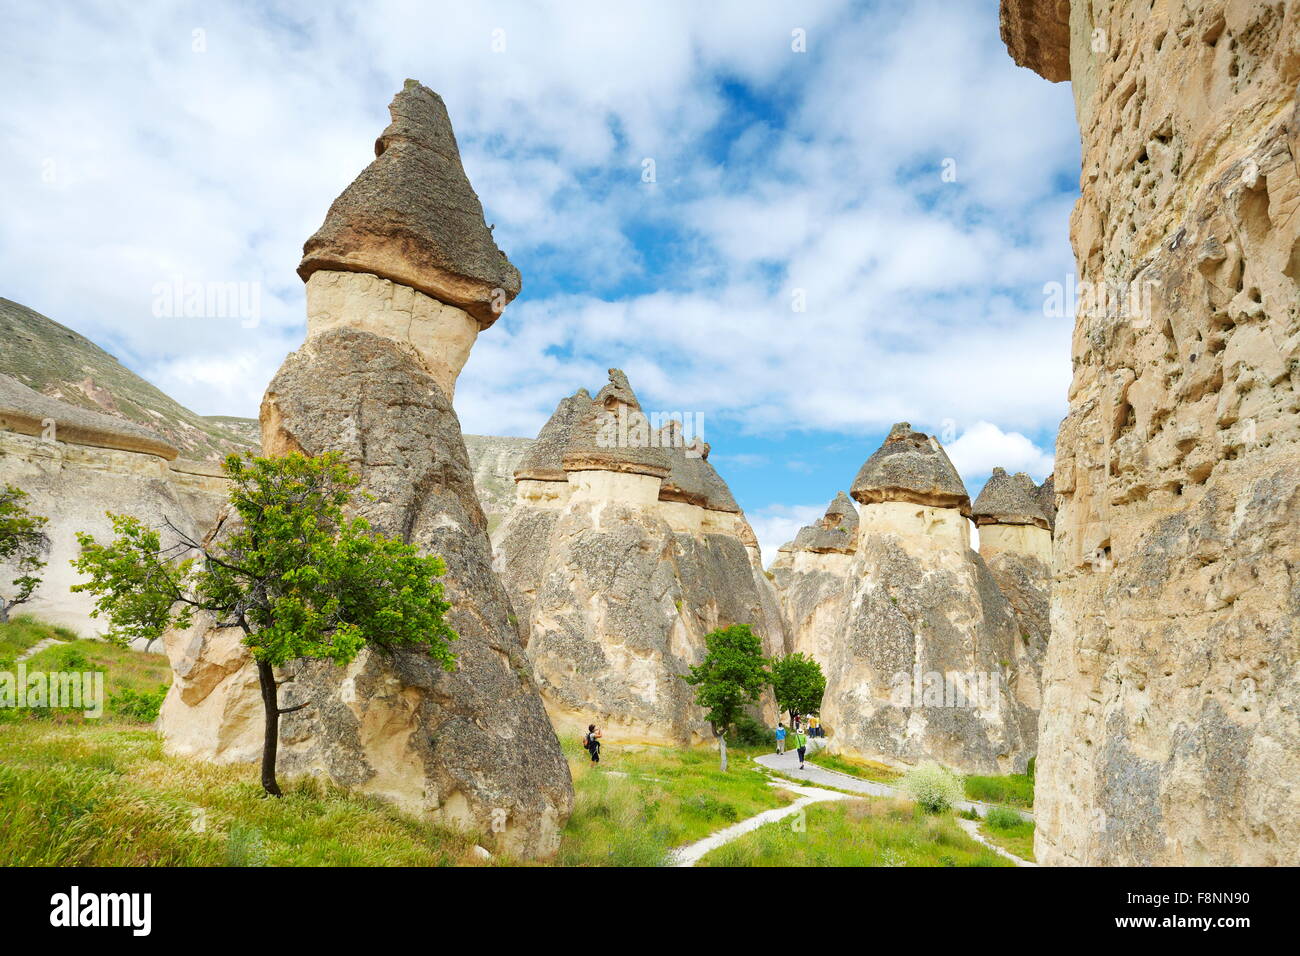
[159,0,1300,867]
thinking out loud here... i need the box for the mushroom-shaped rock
[850,422,971,515]
[657,421,708,506]
[792,491,858,554]
[1035,475,1056,530]
[298,80,521,327]
[513,389,591,482]
[561,369,669,478]
[971,467,1051,529]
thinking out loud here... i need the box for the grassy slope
[700,798,1014,867]
[0,614,77,661]
[0,297,258,461]
[978,809,1036,862]
[0,722,480,866]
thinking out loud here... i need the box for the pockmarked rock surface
[1003,0,1300,864]
[0,373,229,635]
[787,424,1037,774]
[494,369,785,746]
[159,81,571,860]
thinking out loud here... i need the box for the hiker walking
[775,721,787,755]
[795,727,808,769]
[583,724,602,763]
[809,714,821,738]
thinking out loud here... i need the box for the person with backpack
[775,721,787,755]
[583,724,602,764]
[795,727,808,770]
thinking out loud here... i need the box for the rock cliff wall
[1002,0,1300,864]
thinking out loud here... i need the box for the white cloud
[945,421,1055,488]
[747,502,827,568]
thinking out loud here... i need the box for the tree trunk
[256,659,283,797]
[0,599,9,625]
[719,733,728,773]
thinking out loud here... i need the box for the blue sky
[0,0,1081,558]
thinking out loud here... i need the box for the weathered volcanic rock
[819,426,1036,774]
[0,374,229,635]
[1002,0,1300,865]
[851,422,972,514]
[493,370,784,745]
[298,80,520,327]
[162,329,572,858]
[972,468,1051,529]
[769,493,858,665]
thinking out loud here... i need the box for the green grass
[964,772,1035,808]
[699,797,1014,867]
[0,721,482,866]
[0,614,77,661]
[5,634,172,724]
[806,750,903,785]
[979,805,1036,862]
[557,742,795,866]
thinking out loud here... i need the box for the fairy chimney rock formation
[296,80,521,398]
[493,369,785,745]
[817,425,1037,774]
[971,467,1052,562]
[161,81,572,860]
[769,492,860,663]
[850,422,972,552]
[1001,0,1300,865]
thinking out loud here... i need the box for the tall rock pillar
[1002,0,1300,864]
[162,81,573,860]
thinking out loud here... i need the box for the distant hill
[463,434,533,532]
[1,296,533,522]
[0,297,258,461]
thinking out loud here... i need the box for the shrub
[984,805,1025,832]
[109,684,168,723]
[899,761,965,814]
[731,713,770,747]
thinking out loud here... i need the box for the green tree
[72,452,458,796]
[770,651,826,725]
[0,484,48,624]
[681,624,770,771]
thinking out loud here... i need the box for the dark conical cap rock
[513,389,590,482]
[850,422,971,515]
[698,454,740,514]
[972,467,1051,529]
[792,491,858,554]
[298,80,521,328]
[0,373,178,460]
[1036,475,1056,530]
[561,369,669,478]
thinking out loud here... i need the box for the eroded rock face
[0,375,229,636]
[806,426,1037,774]
[1002,0,1300,864]
[494,370,784,745]
[163,330,572,858]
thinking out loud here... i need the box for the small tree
[682,624,769,771]
[770,651,826,726]
[72,452,458,796]
[0,484,48,624]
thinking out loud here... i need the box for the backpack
[581,734,591,750]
